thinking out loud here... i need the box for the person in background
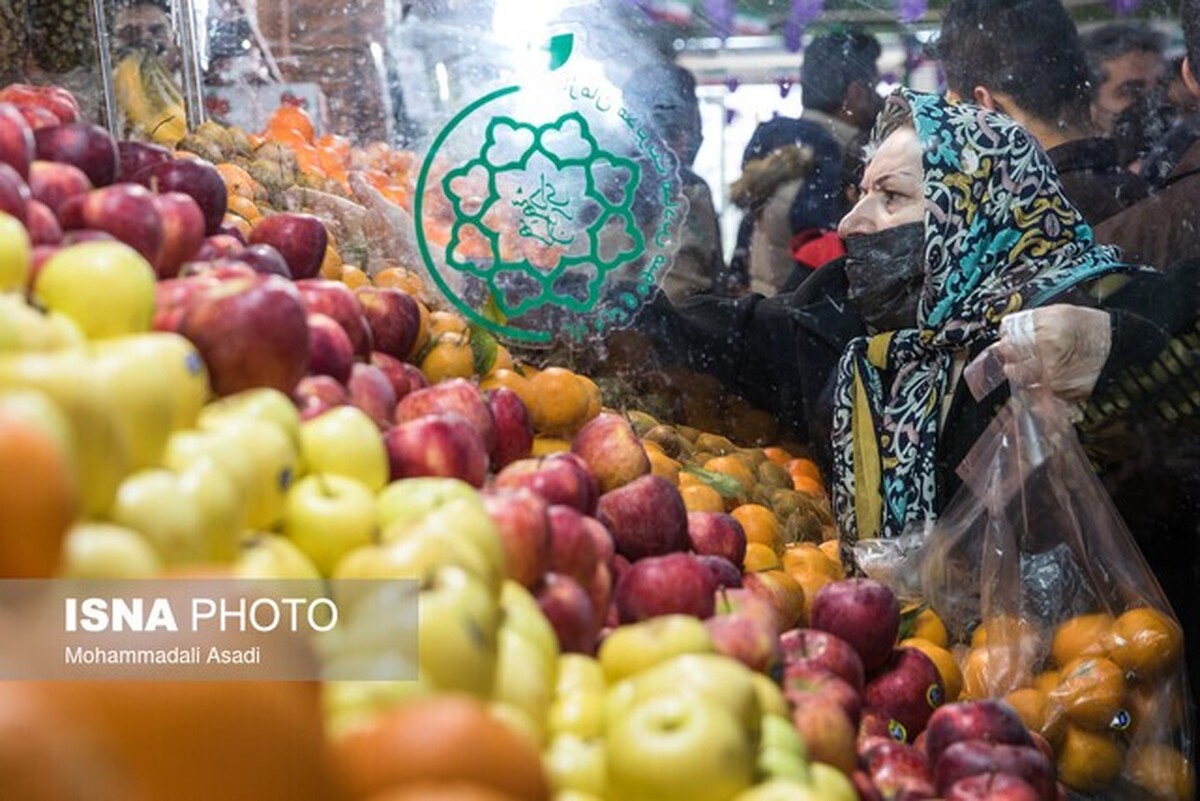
[622,63,727,303]
[936,0,1150,225]
[113,0,181,73]
[1133,54,1200,185]
[1080,21,1168,136]
[1095,0,1200,271]
[726,29,881,296]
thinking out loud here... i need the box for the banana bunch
[113,48,188,147]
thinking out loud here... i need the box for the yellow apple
[34,241,156,339]
[598,613,715,684]
[109,468,208,564]
[492,626,555,743]
[556,653,607,697]
[58,521,162,579]
[548,691,606,740]
[383,497,505,595]
[298,405,387,490]
[0,295,82,353]
[234,531,322,581]
[282,473,377,576]
[0,210,30,292]
[500,580,560,669]
[200,388,301,450]
[606,653,763,737]
[177,455,244,562]
[754,673,790,719]
[544,734,607,796]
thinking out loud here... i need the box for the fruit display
[0,78,1191,801]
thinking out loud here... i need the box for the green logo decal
[414,33,685,346]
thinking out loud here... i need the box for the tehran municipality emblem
[414,33,686,346]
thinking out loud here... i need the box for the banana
[113,49,188,147]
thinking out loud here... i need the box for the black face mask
[843,222,926,333]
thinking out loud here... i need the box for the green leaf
[680,465,743,499]
[898,602,930,641]
[546,33,574,72]
[469,325,499,376]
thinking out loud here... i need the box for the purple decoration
[784,0,824,53]
[724,76,740,93]
[725,108,738,125]
[779,78,793,98]
[895,0,927,24]
[705,0,735,41]
[1109,0,1141,15]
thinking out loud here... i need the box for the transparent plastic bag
[919,322,1196,800]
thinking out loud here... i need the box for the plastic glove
[988,305,1113,401]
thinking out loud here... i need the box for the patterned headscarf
[831,89,1134,546]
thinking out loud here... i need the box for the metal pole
[90,0,119,136]
[174,0,207,129]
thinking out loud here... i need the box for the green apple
[806,763,857,801]
[0,295,82,353]
[493,625,556,743]
[606,653,763,738]
[177,456,244,562]
[282,474,377,576]
[235,531,322,581]
[556,653,607,697]
[760,714,807,759]
[109,469,207,564]
[199,388,301,450]
[376,477,480,529]
[598,613,714,684]
[417,565,500,696]
[58,522,162,579]
[334,523,491,590]
[607,693,755,801]
[500,580,559,669]
[0,211,30,292]
[34,241,156,339]
[754,674,790,720]
[547,690,605,740]
[733,779,821,800]
[383,498,505,596]
[164,418,296,530]
[299,406,387,491]
[757,747,810,783]
[544,734,607,796]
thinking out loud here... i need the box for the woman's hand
[991,306,1113,401]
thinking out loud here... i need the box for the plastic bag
[918,319,1195,800]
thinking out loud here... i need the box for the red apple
[536,572,597,654]
[81,183,163,263]
[546,504,600,585]
[923,701,1034,766]
[586,563,612,631]
[237,243,292,279]
[933,741,1056,800]
[810,579,901,673]
[0,162,30,223]
[864,648,944,743]
[307,313,355,384]
[696,554,742,589]
[853,771,883,801]
[482,487,551,589]
[779,627,866,691]
[858,712,900,745]
[355,286,420,361]
[784,663,863,724]
[27,160,91,217]
[0,84,80,125]
[569,412,650,493]
[218,220,249,244]
[382,413,488,487]
[16,106,58,130]
[583,516,615,567]
[614,552,716,623]
[706,612,782,673]
[137,158,227,234]
[347,363,397,429]
[26,200,61,245]
[153,275,218,331]
[945,773,1041,801]
[686,511,747,566]
[372,352,428,402]
[294,375,349,419]
[862,740,936,801]
[394,378,494,452]
[493,453,598,514]
[249,212,327,279]
[596,474,688,561]
[34,123,118,187]
[743,570,805,632]
[153,191,207,278]
[179,259,259,281]
[791,696,857,775]
[0,103,35,179]
[193,234,245,261]
[178,275,310,396]
[715,587,778,632]
[486,386,533,470]
[116,140,172,183]
[296,279,373,358]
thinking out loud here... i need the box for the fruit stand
[0,1,1194,800]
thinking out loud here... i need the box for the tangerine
[731,504,782,553]
[679,483,725,514]
[1056,724,1125,794]
[1050,612,1114,667]
[527,368,591,437]
[340,265,370,289]
[265,105,315,142]
[781,543,842,581]
[911,608,949,649]
[743,542,781,572]
[901,638,964,702]
[792,475,826,497]
[1107,606,1183,679]
[419,334,475,383]
[1050,656,1127,731]
[1003,686,1066,747]
[1126,744,1195,801]
[762,446,793,466]
[702,455,755,496]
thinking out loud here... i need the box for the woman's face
[837,126,925,238]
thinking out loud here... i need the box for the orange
[577,374,603,422]
[340,265,370,289]
[902,638,964,702]
[791,570,832,627]
[1107,606,1183,679]
[319,245,343,280]
[419,333,476,383]
[911,608,949,648]
[334,696,550,801]
[216,163,259,199]
[743,542,781,572]
[970,616,1041,653]
[702,455,755,496]
[0,412,77,578]
[1034,669,1062,694]
[817,539,843,566]
[429,310,469,339]
[373,266,429,299]
[646,449,681,485]
[1056,725,1125,794]
[961,646,1029,700]
[530,437,570,456]
[367,784,524,801]
[226,194,262,224]
[791,475,826,497]
[1126,744,1195,801]
[731,504,782,553]
[490,345,514,373]
[265,105,315,142]
[762,446,792,466]
[1050,612,1114,667]
[679,483,724,514]
[1003,686,1066,747]
[527,368,591,437]
[1050,656,1126,731]
[781,542,842,581]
